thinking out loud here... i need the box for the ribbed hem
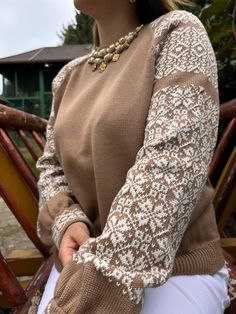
[172,240,225,276]
[45,261,142,314]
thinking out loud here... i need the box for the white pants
[38,264,230,314]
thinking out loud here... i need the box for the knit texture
[36,10,225,313]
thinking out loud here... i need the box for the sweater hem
[172,239,225,276]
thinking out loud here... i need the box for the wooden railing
[209,98,236,184]
[209,99,236,241]
[0,104,53,313]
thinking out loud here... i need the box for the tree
[59,12,93,45]
[190,0,236,102]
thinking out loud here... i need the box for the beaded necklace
[88,24,144,73]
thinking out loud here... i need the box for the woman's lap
[37,264,230,314]
[141,266,230,314]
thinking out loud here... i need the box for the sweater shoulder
[52,55,88,93]
[148,10,218,89]
[150,9,206,38]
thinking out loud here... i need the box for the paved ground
[0,197,34,257]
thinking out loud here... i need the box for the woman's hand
[59,221,90,267]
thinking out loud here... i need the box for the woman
[36,0,230,313]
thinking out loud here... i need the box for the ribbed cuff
[52,207,95,249]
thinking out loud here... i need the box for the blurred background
[0,0,235,119]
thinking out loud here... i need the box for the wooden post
[18,129,39,161]
[31,130,44,151]
[0,251,27,307]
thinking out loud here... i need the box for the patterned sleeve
[36,58,95,249]
[45,11,220,314]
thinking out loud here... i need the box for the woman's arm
[36,57,95,250]
[45,11,220,314]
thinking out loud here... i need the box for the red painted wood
[0,128,39,198]
[0,251,27,307]
[31,130,44,150]
[215,162,236,223]
[18,129,39,162]
[220,98,236,121]
[0,104,47,131]
[0,104,50,310]
[209,118,236,180]
[10,255,54,314]
[0,181,49,257]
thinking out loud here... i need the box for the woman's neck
[95,9,140,48]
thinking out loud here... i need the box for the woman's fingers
[59,235,77,266]
[71,224,90,246]
[59,222,90,267]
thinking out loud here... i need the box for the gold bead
[136,25,143,31]
[119,37,125,44]
[88,57,94,65]
[93,51,99,58]
[123,42,130,49]
[95,58,102,65]
[126,35,134,44]
[108,44,116,53]
[99,62,107,73]
[116,45,125,53]
[98,49,106,57]
[104,53,113,63]
[112,53,120,62]
[92,63,97,71]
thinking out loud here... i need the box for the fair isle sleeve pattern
[36,124,73,211]
[36,56,94,248]
[152,11,218,89]
[45,11,219,313]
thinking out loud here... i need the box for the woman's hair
[93,0,192,46]
[136,0,191,24]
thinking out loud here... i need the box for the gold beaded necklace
[88,24,144,73]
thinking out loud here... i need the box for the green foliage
[20,147,38,177]
[59,12,93,44]
[190,0,236,102]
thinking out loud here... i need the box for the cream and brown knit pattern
[153,23,218,88]
[70,82,218,304]
[47,11,218,309]
[36,125,73,208]
[38,10,221,312]
[52,207,90,248]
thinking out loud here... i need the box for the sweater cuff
[52,207,96,249]
[45,260,142,314]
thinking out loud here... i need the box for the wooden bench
[0,104,53,313]
[0,98,235,313]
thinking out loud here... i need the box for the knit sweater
[36,10,225,313]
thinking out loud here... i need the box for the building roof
[0,45,92,64]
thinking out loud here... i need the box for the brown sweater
[36,10,225,313]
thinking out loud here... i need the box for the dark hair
[93,0,192,46]
[136,0,191,23]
